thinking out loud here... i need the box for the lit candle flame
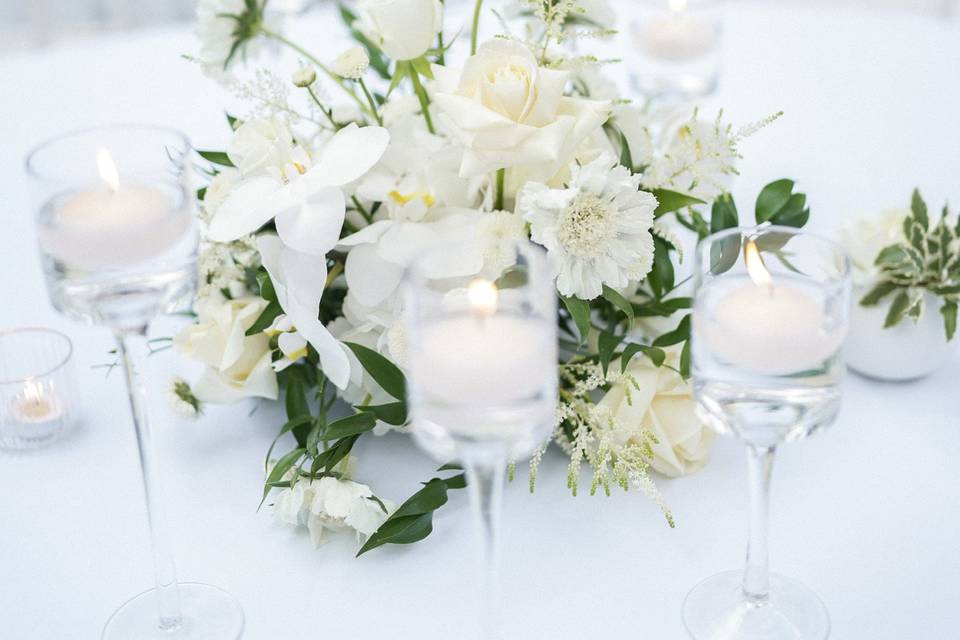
[744,239,773,288]
[468,278,498,317]
[23,379,43,406]
[97,147,120,193]
[669,0,687,12]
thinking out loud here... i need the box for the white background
[1,2,959,639]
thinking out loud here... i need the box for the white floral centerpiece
[177,0,807,553]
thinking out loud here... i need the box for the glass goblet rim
[24,123,192,185]
[0,326,74,384]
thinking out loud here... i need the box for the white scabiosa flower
[166,377,202,417]
[518,152,657,300]
[332,46,370,81]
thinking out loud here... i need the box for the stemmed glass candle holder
[25,125,243,639]
[685,226,851,640]
[405,241,558,639]
[630,0,723,100]
[0,328,76,450]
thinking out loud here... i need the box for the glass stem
[115,329,183,631]
[743,444,775,605]
[464,454,506,639]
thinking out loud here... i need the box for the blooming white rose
[175,296,278,403]
[840,208,908,285]
[358,0,443,61]
[432,39,610,179]
[519,152,656,300]
[598,347,713,477]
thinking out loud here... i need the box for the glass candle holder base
[630,68,718,101]
[683,571,829,640]
[102,582,244,640]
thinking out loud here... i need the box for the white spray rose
[840,208,908,285]
[175,296,278,403]
[432,39,610,179]
[358,0,443,61]
[597,347,713,477]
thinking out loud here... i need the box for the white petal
[337,219,394,248]
[304,124,390,188]
[208,176,286,242]
[275,186,346,256]
[345,243,404,308]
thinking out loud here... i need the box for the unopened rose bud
[292,66,317,88]
[332,46,370,81]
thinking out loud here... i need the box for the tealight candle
[695,240,845,375]
[39,147,191,270]
[414,279,555,406]
[637,0,718,63]
[10,380,63,424]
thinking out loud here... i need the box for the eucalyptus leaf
[651,189,706,217]
[324,412,377,440]
[647,237,675,299]
[598,331,622,376]
[601,285,635,322]
[357,402,408,426]
[652,315,691,347]
[620,343,665,371]
[260,447,304,509]
[755,179,794,223]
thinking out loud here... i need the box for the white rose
[840,208,908,285]
[597,347,713,477]
[358,0,443,61]
[226,118,296,176]
[433,39,610,179]
[175,296,278,403]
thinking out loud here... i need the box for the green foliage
[861,190,959,340]
[344,342,407,400]
[336,3,391,79]
[197,150,235,167]
[357,473,466,555]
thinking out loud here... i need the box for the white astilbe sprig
[230,68,300,122]
[198,236,260,301]
[550,362,674,526]
[641,109,783,201]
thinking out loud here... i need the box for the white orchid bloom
[208,124,390,255]
[257,235,351,389]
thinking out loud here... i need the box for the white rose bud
[291,66,317,88]
[358,0,443,61]
[332,46,370,80]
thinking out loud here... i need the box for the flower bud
[291,66,317,88]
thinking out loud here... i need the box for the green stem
[409,69,436,134]
[358,78,383,125]
[261,28,370,115]
[470,0,484,55]
[306,86,341,130]
[494,168,505,211]
[351,195,373,223]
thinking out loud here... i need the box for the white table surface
[2,2,960,639]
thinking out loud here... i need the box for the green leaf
[260,447,304,509]
[769,193,809,228]
[647,237,675,299]
[386,60,409,97]
[263,415,313,473]
[226,113,238,128]
[883,290,911,328]
[357,402,407,426]
[437,462,463,471]
[197,150,235,167]
[344,342,406,401]
[410,55,434,79]
[285,376,310,421]
[620,343,665,371]
[256,271,277,302]
[245,300,283,336]
[652,315,691,347]
[618,128,634,172]
[561,295,592,344]
[601,285,634,322]
[311,435,359,475]
[755,179,794,223]
[357,513,434,555]
[679,338,691,378]
[711,193,739,233]
[598,331,621,376]
[910,188,929,230]
[942,300,957,341]
[652,189,706,217]
[859,281,900,307]
[324,412,377,440]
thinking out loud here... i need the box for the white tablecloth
[2,3,959,639]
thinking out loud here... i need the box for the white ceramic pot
[845,287,955,381]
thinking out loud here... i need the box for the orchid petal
[303,124,390,189]
[275,186,346,256]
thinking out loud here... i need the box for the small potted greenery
[843,190,958,380]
